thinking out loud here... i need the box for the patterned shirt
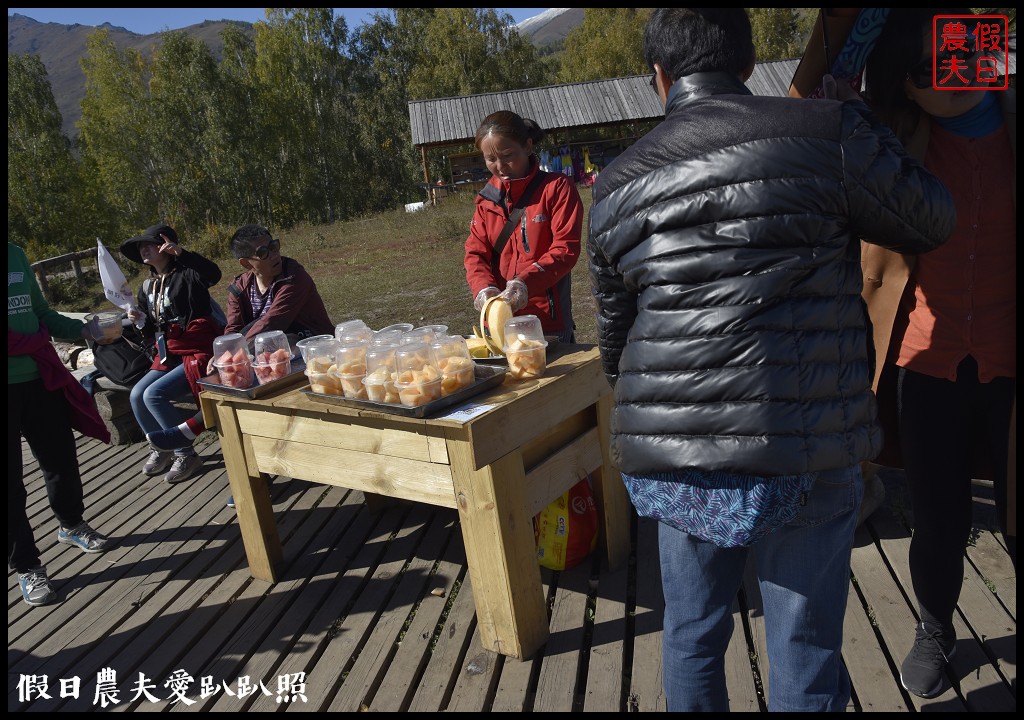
[621,469,816,548]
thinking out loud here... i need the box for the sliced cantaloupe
[480,296,512,356]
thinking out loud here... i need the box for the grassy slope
[52,186,600,345]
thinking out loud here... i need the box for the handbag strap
[491,171,547,278]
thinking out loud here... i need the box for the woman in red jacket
[465,110,583,342]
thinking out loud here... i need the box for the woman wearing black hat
[120,224,222,484]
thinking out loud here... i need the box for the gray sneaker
[164,453,202,484]
[143,447,173,476]
[19,566,57,606]
[57,521,110,553]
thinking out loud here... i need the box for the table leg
[447,438,547,660]
[594,394,631,570]
[214,401,281,582]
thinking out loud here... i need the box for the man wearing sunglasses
[223,224,334,349]
[149,224,335,508]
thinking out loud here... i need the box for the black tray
[197,358,307,399]
[301,363,507,418]
[469,335,559,365]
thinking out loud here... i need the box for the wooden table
[199,344,630,659]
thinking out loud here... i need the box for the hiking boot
[164,453,202,484]
[57,521,109,553]
[18,566,57,606]
[900,621,956,698]
[143,447,173,476]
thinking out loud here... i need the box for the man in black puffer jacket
[588,9,955,713]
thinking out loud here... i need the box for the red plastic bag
[533,475,599,570]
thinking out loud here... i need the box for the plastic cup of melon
[305,356,342,395]
[335,320,373,345]
[334,370,368,400]
[504,338,548,380]
[393,366,443,407]
[296,334,335,363]
[363,361,399,403]
[375,322,414,336]
[503,315,548,380]
[437,355,475,396]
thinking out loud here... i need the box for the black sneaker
[900,621,956,698]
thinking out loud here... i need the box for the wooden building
[407,61,801,201]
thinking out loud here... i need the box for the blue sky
[8,8,551,35]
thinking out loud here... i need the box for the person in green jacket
[9,242,112,607]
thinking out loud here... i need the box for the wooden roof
[408,60,801,149]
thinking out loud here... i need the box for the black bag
[90,325,153,387]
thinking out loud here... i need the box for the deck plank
[271,504,419,711]
[533,560,591,712]
[843,537,910,712]
[201,485,367,712]
[444,622,501,712]
[8,434,1016,713]
[487,573,549,711]
[371,524,470,712]
[161,482,352,712]
[582,546,628,712]
[629,517,666,711]
[326,510,458,711]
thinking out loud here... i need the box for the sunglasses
[250,238,280,260]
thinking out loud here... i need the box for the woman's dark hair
[474,111,545,151]
[230,223,273,260]
[864,8,974,137]
[644,8,754,82]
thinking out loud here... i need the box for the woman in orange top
[862,8,1015,700]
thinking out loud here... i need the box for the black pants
[897,355,1015,627]
[8,379,85,573]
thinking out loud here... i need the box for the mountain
[515,8,584,47]
[8,13,251,138]
[8,9,582,139]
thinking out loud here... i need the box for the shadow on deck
[8,435,1016,711]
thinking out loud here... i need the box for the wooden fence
[30,247,99,301]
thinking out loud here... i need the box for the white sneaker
[164,453,202,484]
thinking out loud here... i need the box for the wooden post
[420,145,433,206]
[35,269,51,302]
[72,258,85,281]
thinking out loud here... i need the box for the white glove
[473,286,500,311]
[500,278,529,312]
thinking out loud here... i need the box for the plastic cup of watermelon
[252,330,292,384]
[212,355,254,388]
[211,333,254,388]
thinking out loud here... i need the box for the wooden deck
[9,433,1016,712]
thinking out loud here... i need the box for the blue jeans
[129,366,195,457]
[657,465,862,712]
